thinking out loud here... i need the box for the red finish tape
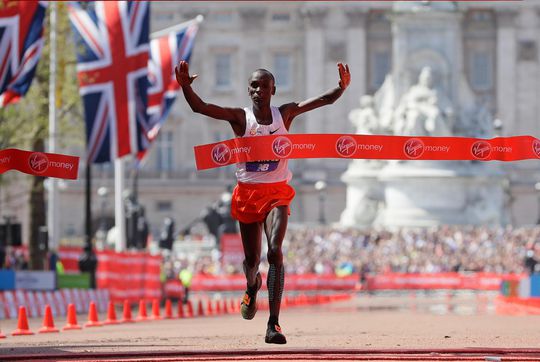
[0,148,79,179]
[194,134,540,170]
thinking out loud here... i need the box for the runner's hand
[175,60,198,87]
[337,63,350,90]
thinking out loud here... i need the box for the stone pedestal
[377,161,505,227]
[340,161,384,227]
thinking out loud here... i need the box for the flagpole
[47,1,59,256]
[150,14,203,39]
[115,158,126,252]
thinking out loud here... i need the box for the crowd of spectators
[163,225,540,278]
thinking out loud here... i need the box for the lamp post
[535,182,540,225]
[314,180,327,225]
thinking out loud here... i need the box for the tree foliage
[0,3,84,269]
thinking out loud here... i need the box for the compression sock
[267,263,284,319]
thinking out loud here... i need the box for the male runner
[175,60,350,344]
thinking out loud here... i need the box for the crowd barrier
[164,272,516,298]
[0,288,109,320]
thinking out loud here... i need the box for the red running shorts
[231,181,296,224]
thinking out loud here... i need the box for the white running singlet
[235,106,292,184]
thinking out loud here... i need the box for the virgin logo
[211,144,231,165]
[471,141,492,160]
[403,138,425,159]
[29,152,49,174]
[272,136,292,158]
[533,140,540,159]
[336,136,357,158]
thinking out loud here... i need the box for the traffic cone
[150,299,162,320]
[230,298,236,313]
[197,299,205,317]
[0,328,5,338]
[84,301,102,327]
[186,300,194,318]
[206,299,213,316]
[164,299,173,319]
[136,300,148,321]
[122,300,134,323]
[103,301,118,325]
[223,298,230,314]
[12,306,34,336]
[215,299,222,315]
[39,305,59,333]
[63,303,82,330]
[177,301,185,318]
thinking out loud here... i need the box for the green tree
[0,3,83,269]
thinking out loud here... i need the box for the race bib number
[246,160,279,172]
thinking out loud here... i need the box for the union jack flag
[137,19,200,162]
[68,1,150,163]
[0,0,47,107]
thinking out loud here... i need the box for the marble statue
[349,95,379,135]
[393,67,454,137]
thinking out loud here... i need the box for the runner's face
[248,72,275,107]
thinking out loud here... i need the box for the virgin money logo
[272,136,292,158]
[211,144,231,165]
[29,152,49,174]
[533,140,540,159]
[471,141,492,160]
[403,138,425,159]
[336,136,357,158]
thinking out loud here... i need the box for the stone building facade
[1,1,540,245]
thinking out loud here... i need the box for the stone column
[301,8,327,135]
[240,8,267,80]
[495,10,518,129]
[344,9,368,111]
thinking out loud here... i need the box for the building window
[372,51,390,90]
[156,130,173,172]
[272,13,290,22]
[215,53,232,89]
[273,53,292,90]
[156,201,172,212]
[214,11,233,23]
[470,51,493,90]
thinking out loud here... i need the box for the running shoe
[240,272,262,320]
[265,323,287,344]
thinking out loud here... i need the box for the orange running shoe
[240,272,261,320]
[265,323,287,344]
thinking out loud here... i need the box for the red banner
[365,273,521,290]
[194,134,540,170]
[95,250,162,303]
[0,148,79,179]
[220,233,243,267]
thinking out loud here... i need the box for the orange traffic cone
[223,298,230,314]
[230,298,236,313]
[84,301,102,327]
[215,299,222,315]
[12,306,34,336]
[150,299,162,320]
[122,300,134,323]
[39,305,59,333]
[206,299,213,316]
[177,301,185,318]
[197,299,205,317]
[0,328,5,338]
[63,303,82,330]
[186,300,194,318]
[136,300,148,321]
[164,299,173,319]
[103,301,118,325]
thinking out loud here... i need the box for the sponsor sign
[272,136,293,158]
[471,140,492,160]
[211,143,231,165]
[403,138,425,159]
[533,139,540,159]
[28,152,49,174]
[15,271,56,291]
[335,136,357,157]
